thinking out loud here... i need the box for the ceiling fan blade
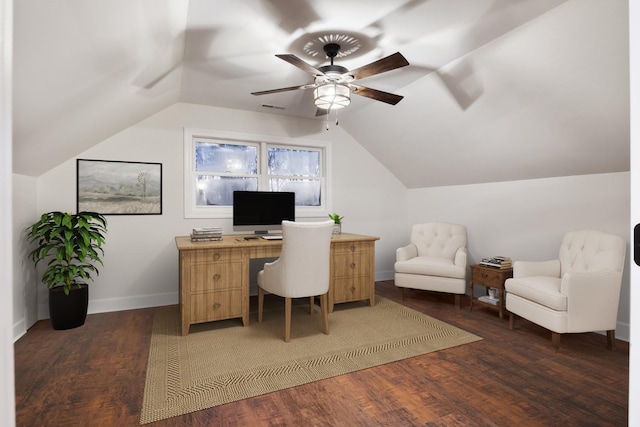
[350,84,404,105]
[347,52,410,80]
[276,54,325,76]
[251,83,316,96]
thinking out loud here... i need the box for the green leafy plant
[328,213,344,224]
[26,211,108,295]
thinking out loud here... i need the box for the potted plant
[328,213,343,234]
[26,211,108,330]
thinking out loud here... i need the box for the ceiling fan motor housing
[323,43,341,59]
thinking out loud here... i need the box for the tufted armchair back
[559,229,625,276]
[410,222,468,260]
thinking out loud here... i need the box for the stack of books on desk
[479,256,512,269]
[190,227,223,242]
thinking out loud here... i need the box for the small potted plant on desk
[328,213,343,234]
[26,211,108,330]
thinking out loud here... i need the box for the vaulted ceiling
[13,0,630,188]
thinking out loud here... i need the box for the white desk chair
[257,220,334,342]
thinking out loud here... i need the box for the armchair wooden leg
[552,332,561,352]
[400,287,405,300]
[258,287,264,323]
[509,312,516,330]
[284,297,292,342]
[607,330,615,351]
[454,294,461,309]
[320,293,330,336]
[309,296,314,315]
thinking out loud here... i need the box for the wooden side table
[469,264,513,319]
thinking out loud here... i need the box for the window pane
[268,147,320,177]
[196,176,258,206]
[196,142,258,174]
[269,179,321,206]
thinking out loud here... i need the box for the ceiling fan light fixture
[314,82,351,110]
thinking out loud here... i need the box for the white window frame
[184,128,332,219]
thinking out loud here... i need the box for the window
[184,129,331,219]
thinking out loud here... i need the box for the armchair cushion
[505,276,565,311]
[394,256,466,279]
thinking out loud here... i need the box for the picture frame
[77,159,162,215]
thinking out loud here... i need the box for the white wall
[1,0,14,423]
[406,172,630,340]
[628,0,639,423]
[22,102,407,328]
[11,174,37,339]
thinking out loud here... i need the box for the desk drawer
[188,248,243,264]
[333,276,371,303]
[471,267,511,287]
[332,241,371,255]
[332,252,371,278]
[190,261,243,292]
[190,290,243,323]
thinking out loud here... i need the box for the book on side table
[479,256,512,269]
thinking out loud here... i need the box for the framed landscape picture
[77,159,162,215]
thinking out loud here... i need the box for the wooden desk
[175,233,379,335]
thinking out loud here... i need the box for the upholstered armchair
[257,220,334,342]
[394,222,468,307]
[505,229,626,351]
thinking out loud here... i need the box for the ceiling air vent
[261,104,286,110]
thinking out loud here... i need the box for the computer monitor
[232,191,295,234]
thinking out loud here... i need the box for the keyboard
[261,235,283,240]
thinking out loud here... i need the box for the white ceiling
[13,0,630,188]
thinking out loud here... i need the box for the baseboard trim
[13,319,26,343]
[88,292,178,314]
[375,270,394,281]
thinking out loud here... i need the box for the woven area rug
[140,296,481,424]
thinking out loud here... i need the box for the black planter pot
[49,284,89,330]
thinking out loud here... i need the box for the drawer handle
[213,274,221,280]
[213,253,221,261]
[212,302,221,310]
[350,262,356,269]
[350,286,356,293]
[349,245,356,252]
[481,273,488,279]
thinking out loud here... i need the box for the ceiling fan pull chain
[335,110,339,126]
[326,112,330,131]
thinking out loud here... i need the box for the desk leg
[369,281,376,307]
[241,255,250,326]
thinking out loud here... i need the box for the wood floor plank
[14,281,629,426]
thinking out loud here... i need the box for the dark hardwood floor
[14,280,629,426]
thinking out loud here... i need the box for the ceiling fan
[251,43,410,115]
